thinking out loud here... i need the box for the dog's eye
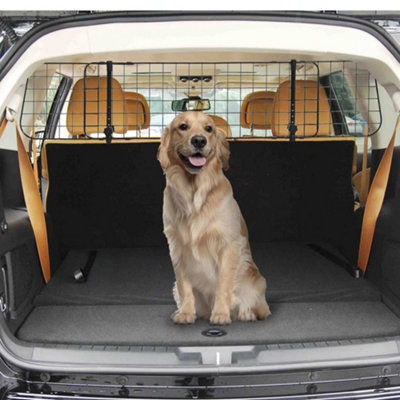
[204,125,213,133]
[179,123,188,131]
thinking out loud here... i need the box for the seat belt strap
[0,116,7,137]
[358,114,400,276]
[359,123,370,207]
[1,114,51,283]
[31,130,39,186]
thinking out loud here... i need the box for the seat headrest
[67,77,127,136]
[125,92,150,131]
[272,80,332,137]
[240,91,276,130]
[208,115,232,137]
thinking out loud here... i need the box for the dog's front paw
[210,311,232,325]
[171,310,196,324]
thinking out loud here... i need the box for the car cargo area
[3,59,400,350]
[17,243,400,346]
[13,139,400,347]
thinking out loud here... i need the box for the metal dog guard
[20,60,382,142]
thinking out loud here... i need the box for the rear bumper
[2,360,400,400]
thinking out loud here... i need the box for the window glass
[329,72,365,136]
[21,73,63,138]
[135,87,272,138]
[329,72,370,153]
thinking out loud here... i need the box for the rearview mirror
[172,97,211,112]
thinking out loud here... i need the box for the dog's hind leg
[237,263,271,321]
[254,296,271,320]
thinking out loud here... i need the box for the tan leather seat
[240,91,275,132]
[208,115,232,137]
[272,80,332,137]
[125,91,150,131]
[66,77,127,136]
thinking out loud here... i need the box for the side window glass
[21,72,64,140]
[329,72,365,136]
[329,71,371,154]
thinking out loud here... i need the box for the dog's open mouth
[179,152,207,170]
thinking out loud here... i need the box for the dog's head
[158,111,230,174]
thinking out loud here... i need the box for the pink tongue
[188,156,206,167]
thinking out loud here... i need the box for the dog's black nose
[191,135,207,149]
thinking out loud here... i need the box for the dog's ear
[216,129,230,171]
[158,126,171,171]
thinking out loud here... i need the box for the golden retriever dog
[158,111,270,325]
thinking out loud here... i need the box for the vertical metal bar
[104,60,114,143]
[213,62,216,129]
[174,63,178,118]
[288,59,297,142]
[265,63,268,137]
[83,64,88,137]
[161,62,165,138]
[278,62,281,136]
[315,63,320,136]
[106,60,112,128]
[136,62,139,136]
[226,62,229,127]
[239,62,242,138]
[123,63,126,138]
[97,66,100,138]
[251,62,255,135]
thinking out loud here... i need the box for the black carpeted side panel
[0,149,25,208]
[17,302,400,346]
[45,140,355,256]
[226,141,356,257]
[366,147,400,308]
[34,243,380,307]
[45,142,166,253]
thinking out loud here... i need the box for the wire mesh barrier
[20,61,381,142]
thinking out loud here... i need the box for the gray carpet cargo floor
[18,302,400,345]
[34,243,380,306]
[17,243,400,345]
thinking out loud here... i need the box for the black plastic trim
[1,11,400,81]
[2,360,400,399]
[44,76,73,140]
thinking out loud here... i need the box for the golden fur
[158,111,270,324]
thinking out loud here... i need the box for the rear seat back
[272,79,332,137]
[240,90,275,133]
[67,77,127,136]
[125,91,150,131]
[43,138,355,257]
[233,81,355,258]
[44,140,165,253]
[43,79,355,259]
[208,115,231,137]
[226,139,355,256]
